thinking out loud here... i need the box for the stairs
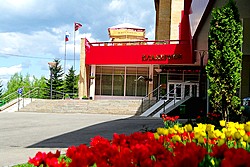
[17,99,142,115]
[140,96,192,117]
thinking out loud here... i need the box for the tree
[64,66,78,97]
[206,0,243,120]
[5,73,23,95]
[45,59,64,99]
[0,80,3,98]
[31,76,47,99]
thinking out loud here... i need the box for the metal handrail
[142,84,162,100]
[141,85,162,113]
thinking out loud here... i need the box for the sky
[0,0,156,90]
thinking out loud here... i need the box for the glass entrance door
[167,83,182,100]
[167,82,199,100]
[184,83,199,98]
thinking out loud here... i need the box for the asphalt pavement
[0,112,163,166]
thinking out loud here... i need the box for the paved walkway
[0,112,163,166]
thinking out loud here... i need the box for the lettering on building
[142,54,182,61]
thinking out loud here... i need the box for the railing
[141,83,194,116]
[89,39,190,47]
[158,84,193,115]
[0,91,18,107]
[0,87,81,112]
[141,85,162,113]
[0,87,78,109]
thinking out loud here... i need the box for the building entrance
[167,82,199,100]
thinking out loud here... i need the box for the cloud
[108,0,125,10]
[0,64,22,76]
[0,64,22,89]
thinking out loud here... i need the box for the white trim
[89,65,96,99]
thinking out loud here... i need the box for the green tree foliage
[64,66,78,97]
[31,76,47,99]
[206,0,243,120]
[45,59,64,99]
[0,80,4,97]
[5,73,24,95]
[3,73,47,99]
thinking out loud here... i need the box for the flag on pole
[65,31,70,42]
[75,22,82,31]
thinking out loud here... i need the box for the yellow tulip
[241,141,247,149]
[194,127,200,132]
[197,123,206,131]
[227,122,235,128]
[198,136,205,144]
[172,135,181,142]
[234,131,242,140]
[185,124,193,132]
[217,139,225,146]
[206,124,215,132]
[173,125,179,131]
[214,129,222,138]
[243,134,248,142]
[220,133,226,139]
[239,129,246,136]
[225,131,232,138]
[194,132,200,139]
[154,133,160,140]
[208,131,216,139]
[168,128,177,134]
[201,132,207,137]
[177,127,184,134]
[247,137,250,143]
[244,124,250,132]
[220,120,226,127]
[157,128,164,135]
[162,129,168,135]
[222,128,227,133]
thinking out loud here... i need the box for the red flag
[75,22,82,31]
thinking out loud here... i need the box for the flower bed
[17,117,250,167]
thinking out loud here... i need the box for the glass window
[137,67,148,76]
[114,67,125,74]
[185,85,190,97]
[184,74,199,82]
[127,67,137,74]
[95,75,101,95]
[102,66,113,74]
[137,80,147,96]
[126,75,136,96]
[176,86,181,98]
[192,85,198,97]
[168,74,183,81]
[113,75,124,96]
[96,66,102,74]
[95,66,149,97]
[101,75,112,95]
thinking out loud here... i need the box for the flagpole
[73,22,82,97]
[74,23,76,72]
[73,23,76,96]
[64,33,67,99]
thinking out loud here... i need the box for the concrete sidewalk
[0,112,163,166]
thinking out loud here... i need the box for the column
[78,38,88,99]
[89,65,96,100]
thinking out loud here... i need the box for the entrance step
[17,99,142,115]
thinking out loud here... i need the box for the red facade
[85,40,192,65]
